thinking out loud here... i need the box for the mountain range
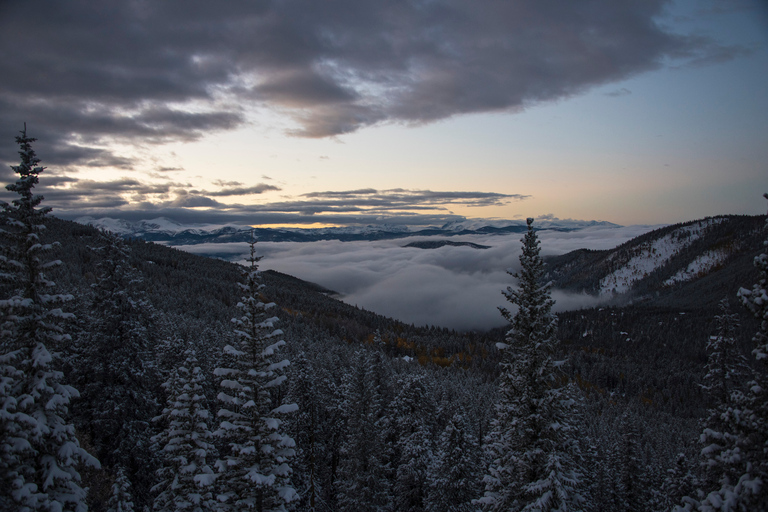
[73,214,766,311]
[74,215,620,244]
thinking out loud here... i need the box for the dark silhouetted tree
[479,218,582,512]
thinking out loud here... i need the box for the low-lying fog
[175,224,659,331]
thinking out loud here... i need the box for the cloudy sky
[1,0,766,228]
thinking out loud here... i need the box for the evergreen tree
[152,347,217,512]
[680,196,768,511]
[701,299,750,407]
[426,412,481,512]
[107,467,135,512]
[389,374,434,512]
[664,452,700,512]
[72,230,159,505]
[213,236,297,512]
[0,127,98,511]
[283,352,320,512]
[613,414,644,512]
[336,350,391,512]
[479,217,582,512]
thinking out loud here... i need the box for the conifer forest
[2,130,767,512]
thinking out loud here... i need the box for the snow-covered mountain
[597,218,725,296]
[545,215,764,308]
[74,216,620,244]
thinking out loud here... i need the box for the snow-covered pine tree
[282,352,320,512]
[152,347,217,512]
[213,235,297,512]
[0,127,98,511]
[72,230,159,505]
[336,350,391,512]
[389,374,434,512]
[426,412,481,512]
[740,195,768,366]
[479,217,583,512]
[108,466,135,512]
[665,452,700,512]
[613,413,645,512]
[701,299,751,408]
[679,196,768,512]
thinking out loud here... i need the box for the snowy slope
[76,216,248,236]
[663,247,732,286]
[598,218,725,297]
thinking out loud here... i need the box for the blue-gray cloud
[23,176,528,227]
[0,0,750,166]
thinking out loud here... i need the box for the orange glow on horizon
[250,222,344,230]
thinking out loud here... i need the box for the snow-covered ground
[599,218,724,297]
[663,247,732,286]
[75,216,243,236]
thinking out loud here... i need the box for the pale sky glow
[1,0,766,228]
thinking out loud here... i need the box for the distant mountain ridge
[545,214,766,309]
[74,214,767,310]
[73,216,620,244]
[404,240,491,250]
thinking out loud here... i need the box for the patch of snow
[664,247,731,286]
[75,216,249,236]
[599,218,724,297]
[75,216,136,235]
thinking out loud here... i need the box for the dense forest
[2,131,767,512]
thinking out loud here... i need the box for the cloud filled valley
[176,224,659,330]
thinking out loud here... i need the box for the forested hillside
[2,133,767,511]
[545,215,766,308]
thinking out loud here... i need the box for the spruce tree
[72,230,159,505]
[389,374,434,512]
[426,412,481,512]
[107,467,135,512]
[336,350,390,512]
[701,299,751,408]
[152,347,217,512]
[213,235,297,512]
[680,196,768,511]
[0,127,98,511]
[479,217,582,512]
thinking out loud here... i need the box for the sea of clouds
[174,224,660,331]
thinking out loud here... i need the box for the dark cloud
[299,189,529,210]
[0,97,241,169]
[303,189,378,198]
[55,207,472,229]
[253,69,359,108]
[168,195,224,208]
[3,159,518,227]
[0,0,742,158]
[605,88,632,97]
[204,184,281,196]
[212,179,244,187]
[673,36,756,68]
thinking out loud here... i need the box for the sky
[1,0,767,228]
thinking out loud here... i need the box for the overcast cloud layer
[26,183,528,227]
[176,225,659,331]
[0,0,736,170]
